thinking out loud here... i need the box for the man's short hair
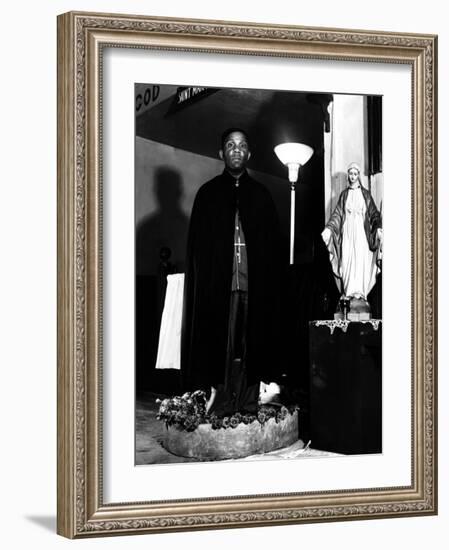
[220,127,250,150]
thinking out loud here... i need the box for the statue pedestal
[334,296,371,321]
[163,410,299,460]
[334,311,371,321]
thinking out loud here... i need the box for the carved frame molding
[57,11,437,538]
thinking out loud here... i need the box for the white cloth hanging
[155,273,184,370]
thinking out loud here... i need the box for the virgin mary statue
[321,162,383,309]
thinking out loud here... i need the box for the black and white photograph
[135,83,383,465]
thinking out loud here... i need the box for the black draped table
[309,320,382,454]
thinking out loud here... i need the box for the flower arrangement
[156,390,297,432]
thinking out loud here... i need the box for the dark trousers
[209,291,258,416]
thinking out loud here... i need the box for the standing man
[181,128,281,415]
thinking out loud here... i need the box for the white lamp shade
[274,142,314,167]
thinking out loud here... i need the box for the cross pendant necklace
[234,178,245,264]
[235,231,245,264]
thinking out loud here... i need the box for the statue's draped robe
[325,185,382,298]
[181,169,281,397]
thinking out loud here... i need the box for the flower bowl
[163,408,299,460]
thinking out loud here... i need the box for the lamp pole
[290,180,296,265]
[274,142,314,266]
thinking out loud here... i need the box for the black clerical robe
[181,169,281,392]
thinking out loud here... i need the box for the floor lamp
[274,143,314,265]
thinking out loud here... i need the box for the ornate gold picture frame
[57,11,437,538]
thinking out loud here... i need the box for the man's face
[219,131,251,173]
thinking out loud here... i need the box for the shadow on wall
[136,166,189,393]
[136,166,189,276]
